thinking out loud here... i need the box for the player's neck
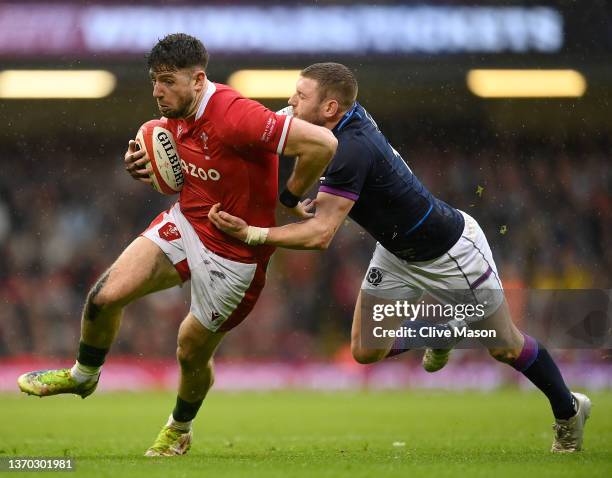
[325,112,346,131]
[183,81,209,121]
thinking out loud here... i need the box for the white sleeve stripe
[276,116,292,155]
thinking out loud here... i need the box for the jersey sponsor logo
[366,267,384,286]
[158,222,181,242]
[261,116,277,143]
[181,160,221,181]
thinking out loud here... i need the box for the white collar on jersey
[195,79,217,121]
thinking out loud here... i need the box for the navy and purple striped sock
[384,321,459,358]
[386,339,409,358]
[512,334,576,420]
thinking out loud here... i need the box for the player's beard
[294,107,326,126]
[158,93,194,119]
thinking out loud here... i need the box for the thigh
[157,203,267,333]
[355,246,424,355]
[350,290,364,349]
[189,249,267,333]
[361,243,425,300]
[97,235,183,306]
[414,212,504,320]
[351,289,408,357]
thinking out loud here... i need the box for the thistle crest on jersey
[135,119,184,195]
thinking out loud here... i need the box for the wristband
[245,226,269,246]
[279,188,300,208]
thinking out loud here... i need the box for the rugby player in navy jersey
[209,63,591,453]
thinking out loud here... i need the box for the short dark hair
[147,33,209,72]
[300,62,358,111]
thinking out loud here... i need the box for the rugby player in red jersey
[17,34,337,457]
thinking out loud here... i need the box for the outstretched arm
[208,192,354,250]
[280,119,338,216]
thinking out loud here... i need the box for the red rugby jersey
[163,81,292,263]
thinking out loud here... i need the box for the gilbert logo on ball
[135,119,184,195]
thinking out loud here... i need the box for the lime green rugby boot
[17,368,98,398]
[145,425,192,457]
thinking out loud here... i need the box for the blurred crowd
[0,134,610,361]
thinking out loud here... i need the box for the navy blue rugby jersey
[319,103,464,262]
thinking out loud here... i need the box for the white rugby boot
[551,392,591,453]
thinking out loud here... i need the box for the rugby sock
[77,341,108,367]
[512,334,576,420]
[386,336,410,358]
[166,414,192,433]
[70,362,101,384]
[385,319,436,358]
[172,396,204,428]
[385,320,461,358]
[72,342,108,383]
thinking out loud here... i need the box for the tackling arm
[208,192,354,250]
[281,119,338,199]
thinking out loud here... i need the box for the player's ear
[192,69,207,91]
[323,99,339,119]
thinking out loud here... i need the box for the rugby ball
[135,119,184,195]
[276,106,294,116]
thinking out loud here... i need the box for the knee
[488,347,520,364]
[351,327,383,364]
[176,340,197,368]
[351,343,385,365]
[87,288,119,312]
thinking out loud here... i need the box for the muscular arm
[282,119,338,197]
[221,99,336,201]
[209,192,354,250]
[267,192,354,249]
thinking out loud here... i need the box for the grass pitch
[1,390,610,477]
